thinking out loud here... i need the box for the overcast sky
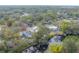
[0,0,79,5]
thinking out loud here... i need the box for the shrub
[48,32,55,39]
[57,31,64,35]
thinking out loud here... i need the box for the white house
[21,13,30,17]
[27,26,39,33]
[45,25,59,32]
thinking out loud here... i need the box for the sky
[0,0,79,5]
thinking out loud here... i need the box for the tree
[63,35,79,53]
[59,20,71,32]
[48,43,63,53]
[32,25,49,44]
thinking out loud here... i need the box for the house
[45,25,59,32]
[19,23,32,38]
[27,26,38,33]
[21,13,30,17]
[48,37,56,43]
[48,35,63,43]
[19,23,38,37]
[19,31,32,38]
